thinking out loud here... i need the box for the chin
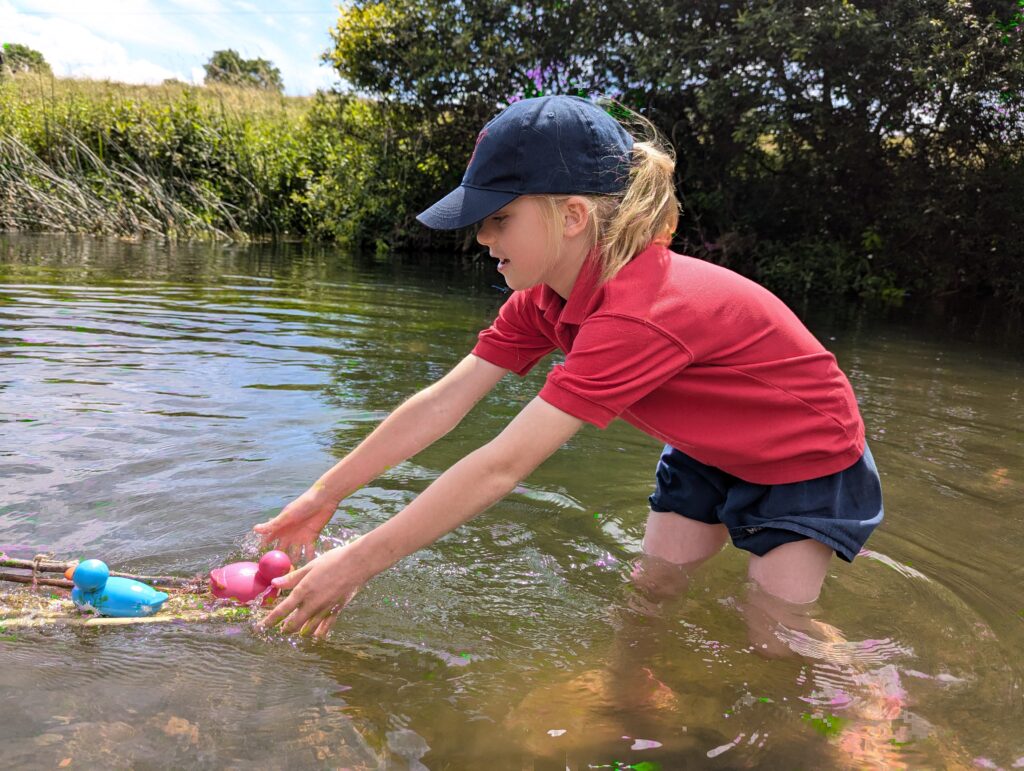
[506,275,539,292]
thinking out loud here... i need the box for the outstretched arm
[259,396,584,637]
[254,353,509,561]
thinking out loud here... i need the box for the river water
[1,234,1022,769]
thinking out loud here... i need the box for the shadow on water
[1,234,1022,768]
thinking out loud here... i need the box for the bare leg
[747,538,833,605]
[642,511,730,566]
[602,512,729,715]
[631,511,729,601]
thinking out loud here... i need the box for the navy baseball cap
[416,95,635,230]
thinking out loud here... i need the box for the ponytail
[596,131,679,283]
[539,103,680,285]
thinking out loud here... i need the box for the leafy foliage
[1,43,52,76]
[203,49,284,93]
[0,77,307,239]
[323,0,1024,310]
[2,2,1023,316]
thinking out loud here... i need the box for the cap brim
[415,185,519,230]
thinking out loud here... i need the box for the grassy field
[0,75,315,241]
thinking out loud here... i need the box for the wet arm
[346,395,584,576]
[260,396,584,634]
[314,353,508,501]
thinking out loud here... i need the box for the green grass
[0,74,314,241]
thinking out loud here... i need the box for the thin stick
[0,556,68,573]
[0,555,193,587]
[0,572,72,589]
[0,570,187,593]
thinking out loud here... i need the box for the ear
[562,196,591,238]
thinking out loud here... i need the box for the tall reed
[0,75,311,241]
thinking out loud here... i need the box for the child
[256,95,883,638]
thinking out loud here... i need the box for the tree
[203,49,283,92]
[323,0,1024,310]
[1,43,52,76]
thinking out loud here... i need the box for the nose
[476,222,492,247]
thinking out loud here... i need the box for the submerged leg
[601,512,729,717]
[632,511,729,601]
[740,538,834,657]
[742,543,914,768]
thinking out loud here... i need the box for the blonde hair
[538,103,680,284]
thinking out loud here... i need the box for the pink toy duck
[209,550,292,605]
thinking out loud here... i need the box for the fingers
[313,609,340,638]
[282,601,325,635]
[259,590,299,630]
[299,611,325,637]
[259,597,339,639]
[255,550,352,639]
[250,532,317,567]
[257,564,311,629]
[254,518,293,551]
[301,605,341,638]
[272,562,310,591]
[252,521,275,549]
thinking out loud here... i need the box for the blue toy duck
[69,559,169,618]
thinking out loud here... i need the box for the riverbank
[0,75,307,240]
[0,74,440,253]
[1,74,1021,323]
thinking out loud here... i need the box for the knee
[629,554,692,602]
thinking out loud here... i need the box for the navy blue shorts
[647,444,883,562]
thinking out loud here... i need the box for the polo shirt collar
[537,245,603,327]
[538,241,668,326]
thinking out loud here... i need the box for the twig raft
[0,554,195,589]
[0,591,256,629]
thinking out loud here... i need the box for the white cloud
[291,62,339,94]
[0,1,191,83]
[1,0,343,94]
[6,0,205,53]
[75,56,180,85]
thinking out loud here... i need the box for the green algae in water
[801,713,848,738]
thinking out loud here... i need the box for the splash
[858,549,930,581]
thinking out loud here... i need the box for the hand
[257,544,370,638]
[253,484,341,564]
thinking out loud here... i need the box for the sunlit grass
[0,74,314,241]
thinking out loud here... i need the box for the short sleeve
[471,291,557,376]
[539,315,692,428]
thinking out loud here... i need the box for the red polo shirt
[471,243,865,484]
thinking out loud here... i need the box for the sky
[0,0,343,95]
